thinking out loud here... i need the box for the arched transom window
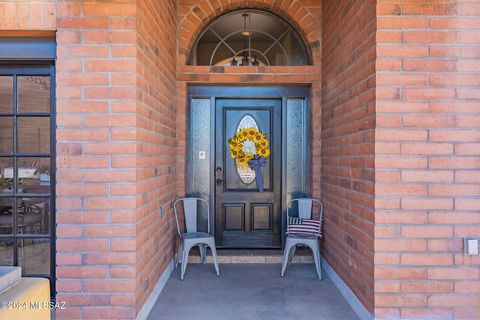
[190,9,310,66]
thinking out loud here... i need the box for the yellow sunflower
[247,128,257,139]
[239,129,249,141]
[258,147,270,158]
[237,157,246,166]
[236,153,253,167]
[254,133,263,142]
[258,137,268,146]
[229,149,239,159]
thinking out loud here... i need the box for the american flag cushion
[287,217,321,237]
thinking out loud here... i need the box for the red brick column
[56,2,138,319]
[321,0,377,313]
[135,0,178,314]
[375,1,480,319]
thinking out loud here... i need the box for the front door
[215,99,281,248]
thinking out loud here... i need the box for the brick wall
[135,0,177,314]
[2,0,478,318]
[0,0,55,31]
[56,1,139,319]
[375,1,480,319]
[56,0,179,318]
[321,0,377,313]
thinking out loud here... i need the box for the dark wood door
[215,99,281,248]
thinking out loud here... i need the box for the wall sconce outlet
[160,206,165,219]
[464,237,479,255]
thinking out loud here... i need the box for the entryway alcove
[186,86,311,249]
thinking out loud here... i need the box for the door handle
[216,167,223,184]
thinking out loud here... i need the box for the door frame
[187,85,311,248]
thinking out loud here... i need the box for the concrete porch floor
[146,264,360,320]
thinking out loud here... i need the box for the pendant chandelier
[230,13,259,67]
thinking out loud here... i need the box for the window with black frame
[0,64,55,297]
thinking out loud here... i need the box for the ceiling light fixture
[242,13,250,37]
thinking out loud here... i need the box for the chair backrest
[287,198,323,223]
[173,197,210,236]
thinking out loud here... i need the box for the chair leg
[180,244,191,280]
[316,248,322,280]
[309,242,322,280]
[281,240,294,277]
[175,242,183,269]
[199,245,206,265]
[209,242,220,276]
[288,245,296,265]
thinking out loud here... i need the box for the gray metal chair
[173,197,220,280]
[281,198,323,280]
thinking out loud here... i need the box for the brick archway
[178,0,321,66]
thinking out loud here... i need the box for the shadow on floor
[147,264,359,320]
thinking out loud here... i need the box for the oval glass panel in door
[235,115,258,184]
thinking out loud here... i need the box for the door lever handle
[216,167,223,184]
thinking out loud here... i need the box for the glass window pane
[0,76,13,114]
[0,198,13,235]
[0,117,13,153]
[193,10,309,66]
[0,157,14,192]
[211,43,233,66]
[18,238,50,275]
[251,12,288,38]
[286,99,309,204]
[265,43,288,66]
[285,31,309,65]
[17,117,50,154]
[18,76,50,113]
[250,31,274,52]
[16,157,50,194]
[0,240,14,265]
[187,99,211,195]
[18,198,50,235]
[194,29,219,65]
[224,32,244,55]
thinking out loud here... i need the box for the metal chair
[173,197,220,280]
[281,198,323,280]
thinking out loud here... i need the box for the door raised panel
[223,203,245,231]
[251,203,272,231]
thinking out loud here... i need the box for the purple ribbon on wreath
[248,155,267,192]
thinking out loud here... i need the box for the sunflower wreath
[228,127,270,167]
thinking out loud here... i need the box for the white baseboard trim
[321,257,373,320]
[136,259,174,320]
